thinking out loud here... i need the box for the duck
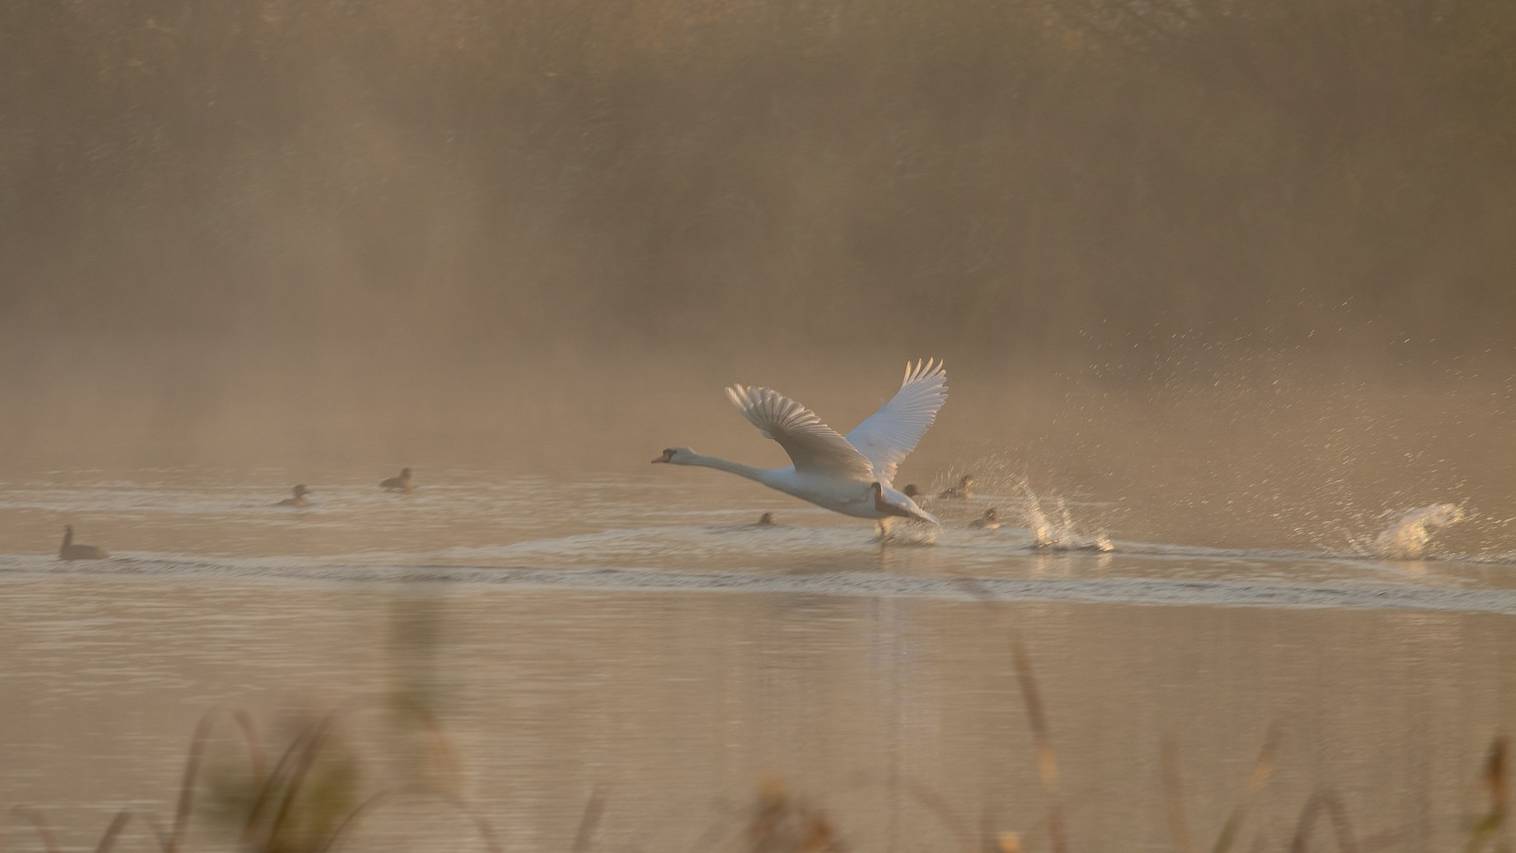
[968,508,1002,530]
[59,525,107,560]
[380,467,414,493]
[755,512,777,526]
[276,484,311,507]
[902,484,929,509]
[653,358,947,533]
[938,475,975,499]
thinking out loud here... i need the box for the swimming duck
[902,484,929,508]
[380,467,414,493]
[276,484,311,507]
[59,525,107,560]
[968,508,1001,530]
[938,475,974,499]
[756,512,776,526]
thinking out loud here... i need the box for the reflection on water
[0,469,1513,850]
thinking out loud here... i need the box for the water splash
[877,518,940,546]
[1020,482,1113,552]
[1362,503,1466,560]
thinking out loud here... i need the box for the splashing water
[877,518,940,546]
[1364,503,1466,560]
[1020,482,1114,552]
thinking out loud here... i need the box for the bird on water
[653,359,948,534]
[380,467,414,493]
[59,525,107,560]
[938,475,974,499]
[969,508,1002,530]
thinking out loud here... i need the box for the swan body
[654,359,948,526]
[59,525,107,560]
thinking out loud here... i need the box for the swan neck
[687,454,767,482]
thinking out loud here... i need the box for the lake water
[2,467,1514,851]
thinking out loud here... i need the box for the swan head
[651,447,697,464]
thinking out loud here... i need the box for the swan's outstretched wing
[845,358,949,484]
[725,385,876,479]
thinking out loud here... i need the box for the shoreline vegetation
[2,642,1507,853]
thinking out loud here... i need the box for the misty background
[2,0,1514,548]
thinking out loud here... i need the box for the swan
[938,475,974,499]
[653,358,947,529]
[968,508,1001,530]
[59,525,107,560]
[277,484,311,507]
[381,467,414,493]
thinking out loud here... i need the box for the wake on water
[879,476,1111,550]
[931,464,1480,565]
[0,486,1509,616]
[876,518,940,545]
[1018,481,1114,553]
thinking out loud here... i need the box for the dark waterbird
[381,467,414,493]
[938,475,975,500]
[58,525,107,560]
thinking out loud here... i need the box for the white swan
[653,359,947,528]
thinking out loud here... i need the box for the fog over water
[2,1,1514,548]
[8,6,1516,849]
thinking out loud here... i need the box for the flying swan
[653,359,947,530]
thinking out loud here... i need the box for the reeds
[4,806,58,853]
[1465,737,1509,853]
[2,646,1510,852]
[1286,791,1358,853]
[571,787,606,853]
[2,700,488,853]
[1162,725,1278,853]
[743,779,846,852]
[1011,638,1068,853]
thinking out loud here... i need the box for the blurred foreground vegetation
[2,641,1509,852]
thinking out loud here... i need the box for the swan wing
[725,384,876,479]
[845,358,948,484]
